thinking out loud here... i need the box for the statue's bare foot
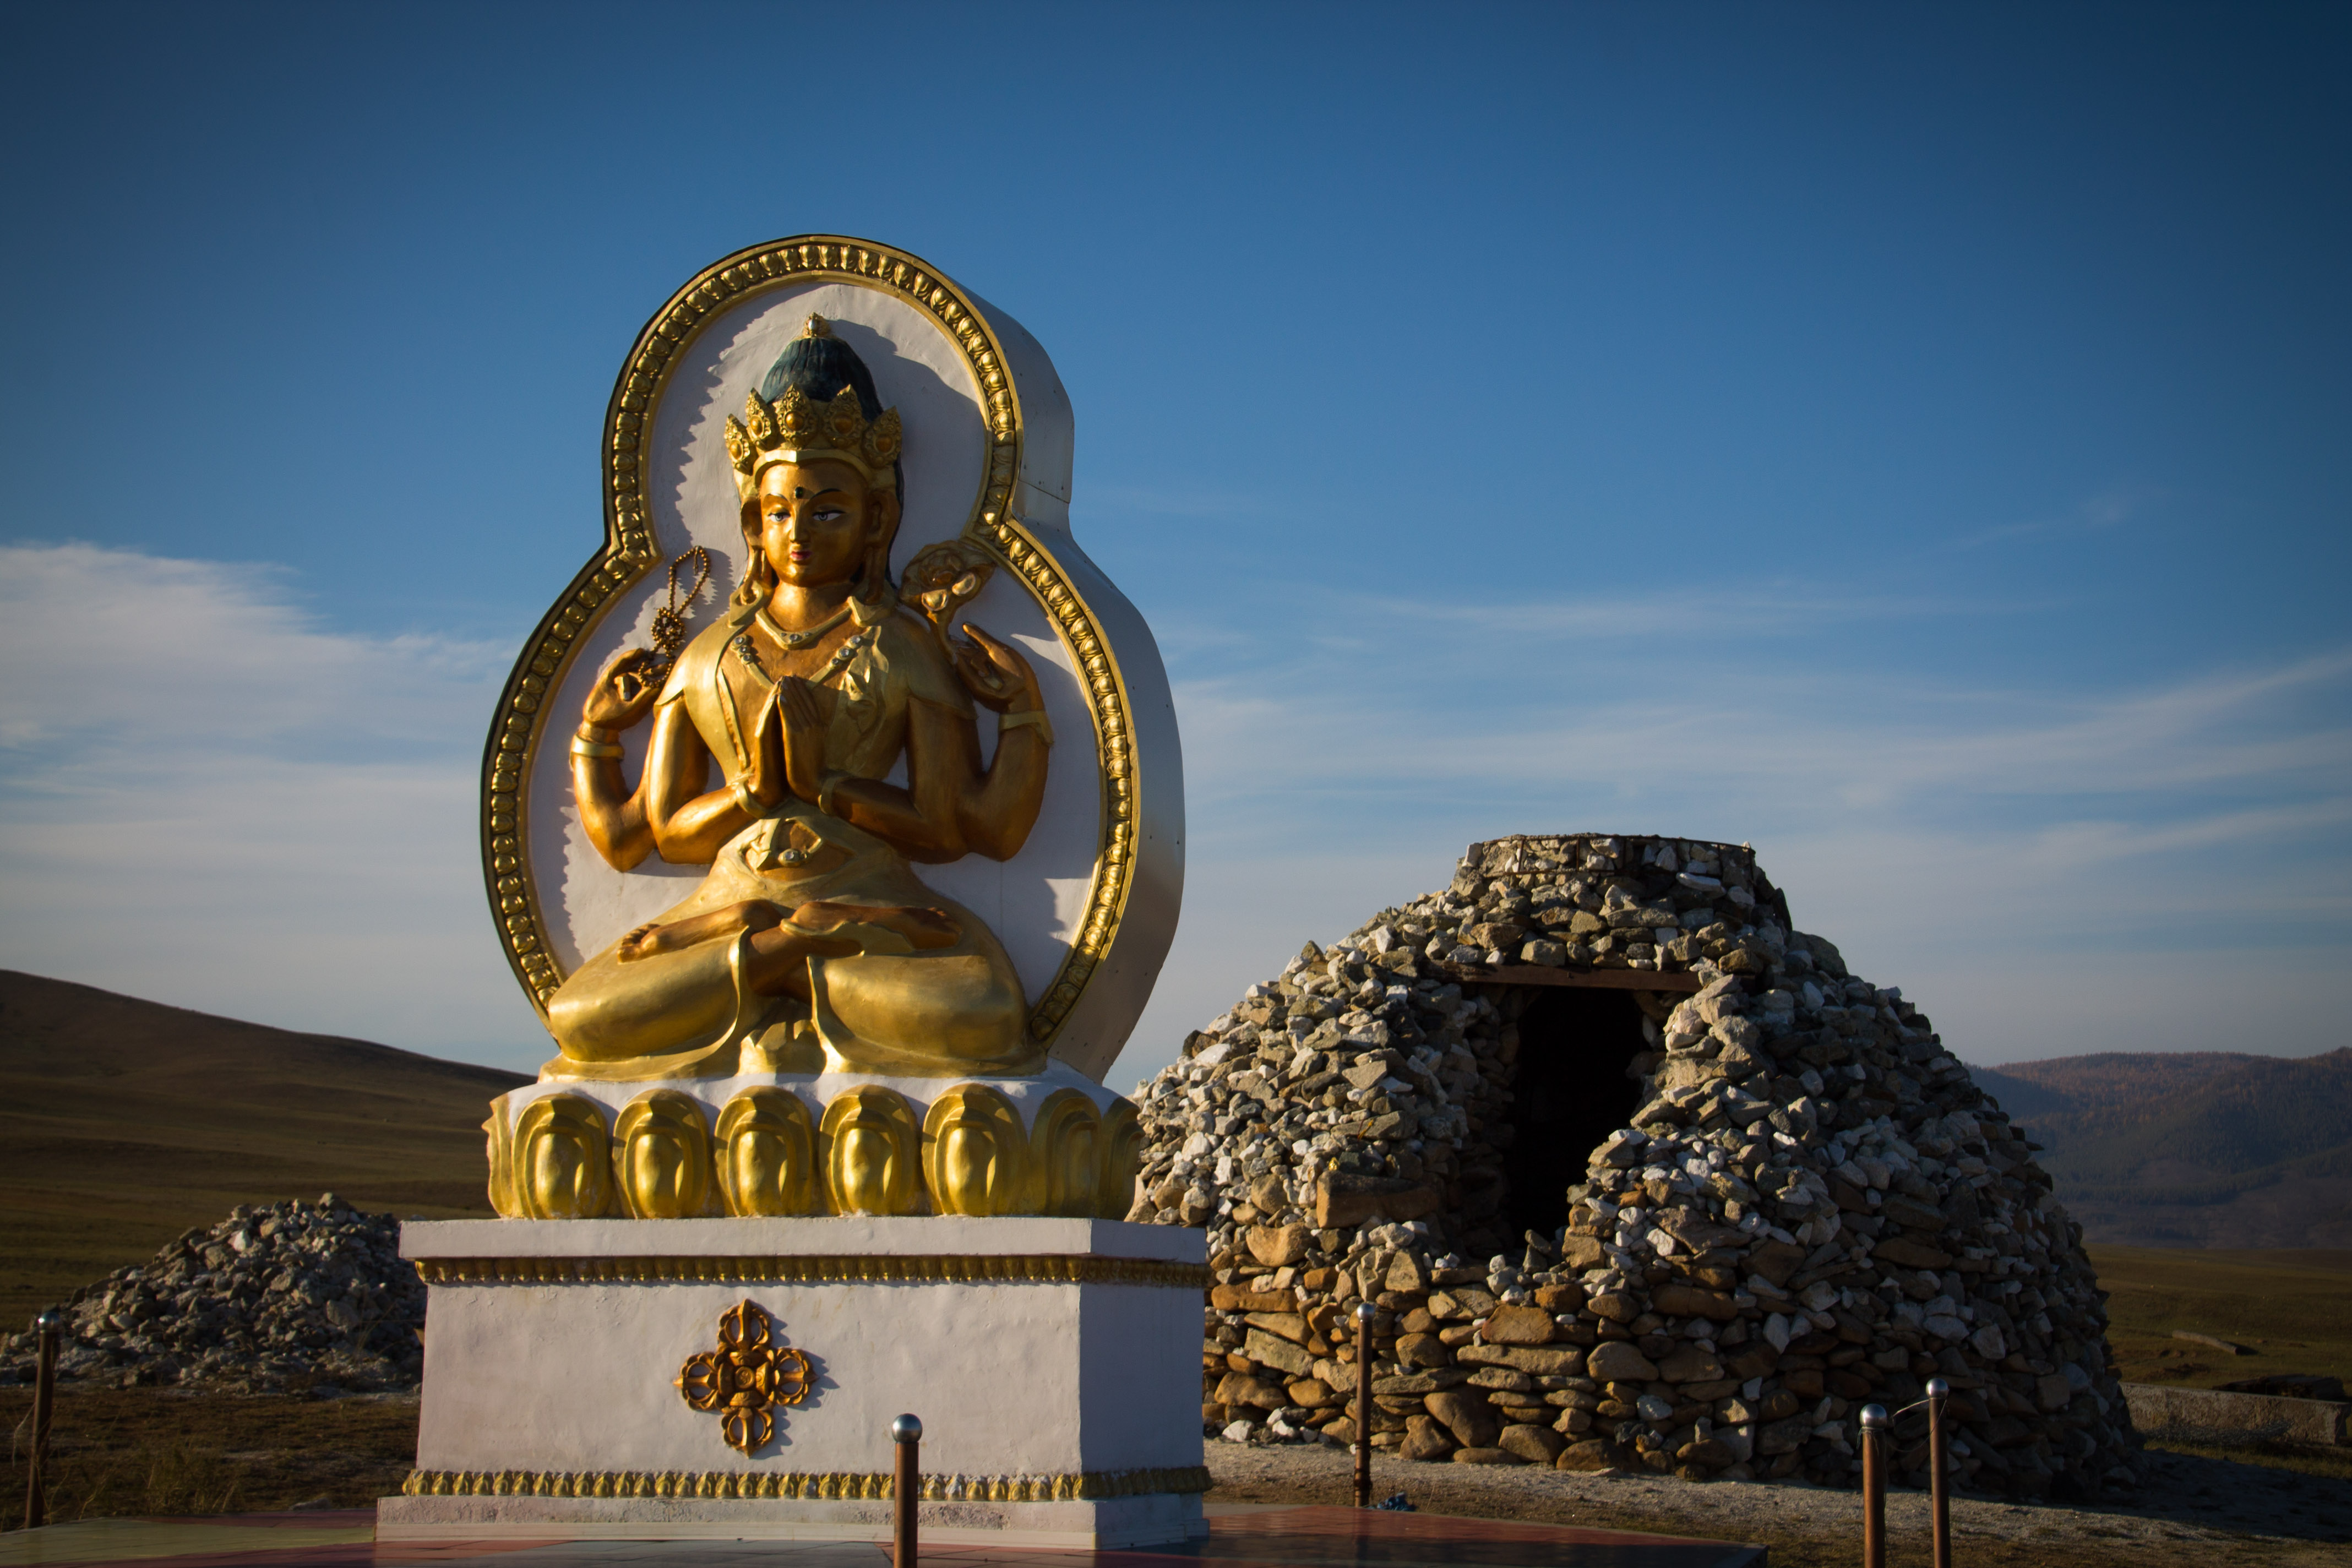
[792,900,961,951]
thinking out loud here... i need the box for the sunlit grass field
[2090,1244,2352,1391]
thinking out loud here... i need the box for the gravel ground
[1206,1442,2352,1566]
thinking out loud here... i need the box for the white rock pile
[1128,834,2138,1499]
[2,1194,426,1395]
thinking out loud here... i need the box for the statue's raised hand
[749,676,830,808]
[584,647,663,731]
[777,677,832,803]
[950,623,1041,715]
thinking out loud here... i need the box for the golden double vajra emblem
[674,1300,813,1452]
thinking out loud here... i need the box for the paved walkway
[0,1505,1764,1567]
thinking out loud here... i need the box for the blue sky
[2,3,2345,1082]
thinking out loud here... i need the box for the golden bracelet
[999,707,1054,745]
[570,736,624,760]
[818,770,851,819]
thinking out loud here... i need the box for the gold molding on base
[402,1463,1212,1502]
[412,1253,1210,1289]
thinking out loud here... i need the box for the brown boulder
[1423,1390,1501,1448]
[1246,1224,1313,1267]
[1744,1239,1807,1286]
[1210,1283,1297,1312]
[1244,1329,1314,1378]
[1556,1439,1618,1471]
[1399,1414,1457,1462]
[1558,1234,1606,1271]
[1374,1369,1471,1395]
[1880,1196,1947,1231]
[1395,1332,1450,1369]
[1242,1311,1309,1344]
[1872,1236,1954,1270]
[1499,1424,1568,1464]
[1657,1346,1727,1384]
[1651,1283,1739,1322]
[1457,1343,1586,1376]
[1677,1437,1736,1468]
[1442,1285,1500,1317]
[1466,921,1525,950]
[1478,1304,1557,1345]
[1287,1378,1340,1408]
[1384,1251,1431,1293]
[1466,1366,1536,1392]
[1315,1174,1440,1228]
[1588,1291,1641,1322]
[1212,1373,1286,1410]
[1451,1447,1522,1464]
[1584,1341,1659,1382]
[1533,1281,1587,1314]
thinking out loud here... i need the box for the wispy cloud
[1944,484,2164,551]
[0,542,546,1068]
[1116,583,2352,1082]
[3,542,2341,1090]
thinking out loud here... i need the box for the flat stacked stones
[2,1194,425,1396]
[1127,834,2138,1499]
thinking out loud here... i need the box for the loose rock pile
[1128,834,2138,1498]
[2,1194,425,1395]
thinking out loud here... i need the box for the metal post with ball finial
[24,1310,64,1530]
[1353,1300,1376,1507]
[1926,1377,1952,1568]
[891,1413,921,1568]
[1859,1403,1890,1568]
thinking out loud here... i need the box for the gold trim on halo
[481,234,1138,1053]
[412,1253,1210,1288]
[402,1464,1211,1502]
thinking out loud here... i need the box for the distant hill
[0,971,530,1328]
[1972,1049,2352,1248]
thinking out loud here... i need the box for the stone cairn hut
[1127,834,2138,1498]
[1,1195,426,1396]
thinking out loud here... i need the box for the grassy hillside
[1973,1049,2352,1248]
[2092,1244,2352,1390]
[0,971,528,1330]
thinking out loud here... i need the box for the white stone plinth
[378,1216,1208,1547]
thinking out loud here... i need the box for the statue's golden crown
[723,319,902,498]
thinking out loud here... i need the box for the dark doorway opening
[1501,986,1649,1242]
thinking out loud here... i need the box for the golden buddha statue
[543,318,1052,1083]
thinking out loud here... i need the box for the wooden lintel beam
[1441,962,1705,994]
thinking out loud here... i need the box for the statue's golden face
[753,459,889,589]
